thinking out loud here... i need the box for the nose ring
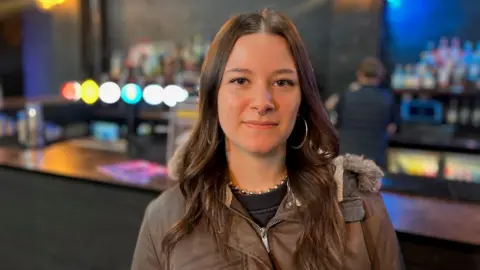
[258,110,267,116]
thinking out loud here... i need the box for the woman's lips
[243,121,278,129]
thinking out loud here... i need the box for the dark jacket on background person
[131,147,404,270]
[337,85,398,168]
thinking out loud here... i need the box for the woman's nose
[251,89,275,115]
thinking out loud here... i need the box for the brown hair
[358,56,385,79]
[162,9,345,269]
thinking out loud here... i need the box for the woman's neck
[226,149,286,193]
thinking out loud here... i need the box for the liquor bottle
[469,58,480,81]
[446,99,459,124]
[422,69,436,89]
[471,100,480,127]
[424,41,437,66]
[437,63,452,90]
[436,37,450,65]
[417,53,429,76]
[452,61,466,93]
[404,65,414,89]
[411,64,421,89]
[463,41,475,65]
[459,100,470,125]
[391,64,405,89]
[450,37,462,63]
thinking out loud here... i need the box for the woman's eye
[230,78,248,85]
[274,79,295,87]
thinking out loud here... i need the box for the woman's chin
[243,143,284,156]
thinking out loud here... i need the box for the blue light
[386,0,402,8]
[121,83,143,105]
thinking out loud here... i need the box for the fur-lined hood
[167,143,383,203]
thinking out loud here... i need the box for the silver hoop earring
[291,118,308,149]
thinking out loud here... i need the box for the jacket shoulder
[145,184,185,238]
[334,154,384,222]
[333,154,383,200]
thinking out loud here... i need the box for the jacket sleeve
[361,192,405,270]
[131,204,164,270]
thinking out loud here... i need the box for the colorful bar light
[121,83,143,105]
[61,81,81,101]
[143,84,164,105]
[99,82,121,104]
[81,79,100,105]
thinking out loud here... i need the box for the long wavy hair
[162,9,345,269]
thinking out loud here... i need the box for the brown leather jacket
[131,154,404,270]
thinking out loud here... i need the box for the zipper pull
[259,228,270,253]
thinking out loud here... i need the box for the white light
[164,98,177,107]
[143,84,164,105]
[164,85,180,107]
[178,89,189,102]
[99,82,121,104]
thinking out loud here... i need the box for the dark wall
[0,167,157,270]
[384,0,480,66]
[327,1,383,96]
[22,1,84,98]
[0,14,23,97]
[106,0,383,97]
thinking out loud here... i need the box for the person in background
[132,10,403,270]
[328,57,398,168]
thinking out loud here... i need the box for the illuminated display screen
[91,121,120,142]
[388,148,440,178]
[444,153,480,183]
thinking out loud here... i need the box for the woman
[132,9,403,270]
[333,57,398,168]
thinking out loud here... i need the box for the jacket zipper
[228,207,281,253]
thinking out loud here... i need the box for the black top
[234,182,288,227]
[337,85,399,168]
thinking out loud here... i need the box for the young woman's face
[217,33,301,156]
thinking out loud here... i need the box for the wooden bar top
[0,141,478,246]
[0,96,71,110]
[0,141,175,192]
[382,191,480,246]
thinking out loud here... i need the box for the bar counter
[0,141,479,269]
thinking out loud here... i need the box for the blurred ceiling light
[35,0,65,11]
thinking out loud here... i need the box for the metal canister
[25,102,45,148]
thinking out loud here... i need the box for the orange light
[35,0,65,11]
[61,81,81,101]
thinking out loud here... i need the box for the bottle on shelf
[452,61,466,93]
[450,37,462,64]
[16,110,27,145]
[472,100,480,127]
[417,53,429,77]
[423,41,437,67]
[463,41,475,66]
[437,62,452,90]
[436,37,450,66]
[391,64,405,89]
[459,100,471,126]
[422,69,436,89]
[446,98,459,125]
[403,65,415,89]
[411,64,421,89]
[468,56,480,84]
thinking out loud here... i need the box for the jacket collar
[167,144,383,206]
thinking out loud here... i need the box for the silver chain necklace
[228,174,288,195]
